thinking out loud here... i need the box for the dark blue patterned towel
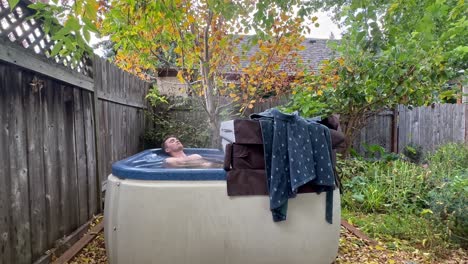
[250,108,335,223]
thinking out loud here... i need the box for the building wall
[157,76,189,97]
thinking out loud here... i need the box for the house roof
[227,36,337,75]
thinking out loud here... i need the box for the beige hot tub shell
[104,174,340,264]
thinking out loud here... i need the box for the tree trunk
[209,114,221,149]
[340,114,360,157]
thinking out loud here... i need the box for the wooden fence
[93,58,148,186]
[243,96,467,154]
[0,41,149,264]
[397,104,467,153]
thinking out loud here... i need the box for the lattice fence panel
[0,0,92,77]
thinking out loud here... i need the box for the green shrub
[141,107,210,149]
[428,171,468,247]
[426,144,468,247]
[342,210,438,249]
[339,143,468,250]
[402,143,424,164]
[339,158,428,214]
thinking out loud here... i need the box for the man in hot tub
[162,136,213,168]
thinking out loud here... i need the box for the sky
[305,11,342,39]
[92,10,343,55]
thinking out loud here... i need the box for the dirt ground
[67,224,467,264]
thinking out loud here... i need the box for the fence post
[391,107,399,153]
[92,56,102,213]
[465,104,468,145]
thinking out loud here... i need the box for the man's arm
[165,155,212,168]
[164,157,181,167]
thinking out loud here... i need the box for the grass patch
[338,143,468,255]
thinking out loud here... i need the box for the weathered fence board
[63,87,79,234]
[24,72,47,261]
[351,111,394,154]
[83,92,98,218]
[73,89,89,225]
[55,83,68,238]
[8,69,32,264]
[0,57,150,263]
[249,96,466,154]
[1,7,150,263]
[94,56,150,185]
[0,38,94,91]
[0,62,12,264]
[43,78,60,245]
[398,104,466,152]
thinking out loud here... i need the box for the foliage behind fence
[224,95,467,154]
[223,94,467,154]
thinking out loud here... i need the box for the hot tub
[104,148,340,264]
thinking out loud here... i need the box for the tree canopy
[287,0,467,154]
[18,0,320,146]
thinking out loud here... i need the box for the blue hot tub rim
[111,148,227,181]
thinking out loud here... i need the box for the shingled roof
[228,36,338,75]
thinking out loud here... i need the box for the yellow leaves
[259,44,271,53]
[248,85,257,96]
[388,3,399,14]
[317,90,323,96]
[374,245,385,251]
[338,57,345,66]
[420,209,433,216]
[174,46,182,54]
[229,93,237,98]
[177,71,186,83]
[248,104,254,109]
[311,16,318,22]
[280,13,290,21]
[187,15,195,24]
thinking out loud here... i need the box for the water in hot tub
[131,150,224,169]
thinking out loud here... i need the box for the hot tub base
[104,174,340,264]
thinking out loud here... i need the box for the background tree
[100,0,314,147]
[287,0,467,155]
[23,0,317,147]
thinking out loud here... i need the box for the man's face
[164,137,183,154]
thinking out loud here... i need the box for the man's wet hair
[161,135,177,153]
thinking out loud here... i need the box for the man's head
[162,136,184,156]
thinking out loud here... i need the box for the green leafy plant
[146,85,169,106]
[339,143,468,253]
[428,172,468,248]
[286,0,467,156]
[402,143,424,164]
[142,112,210,150]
